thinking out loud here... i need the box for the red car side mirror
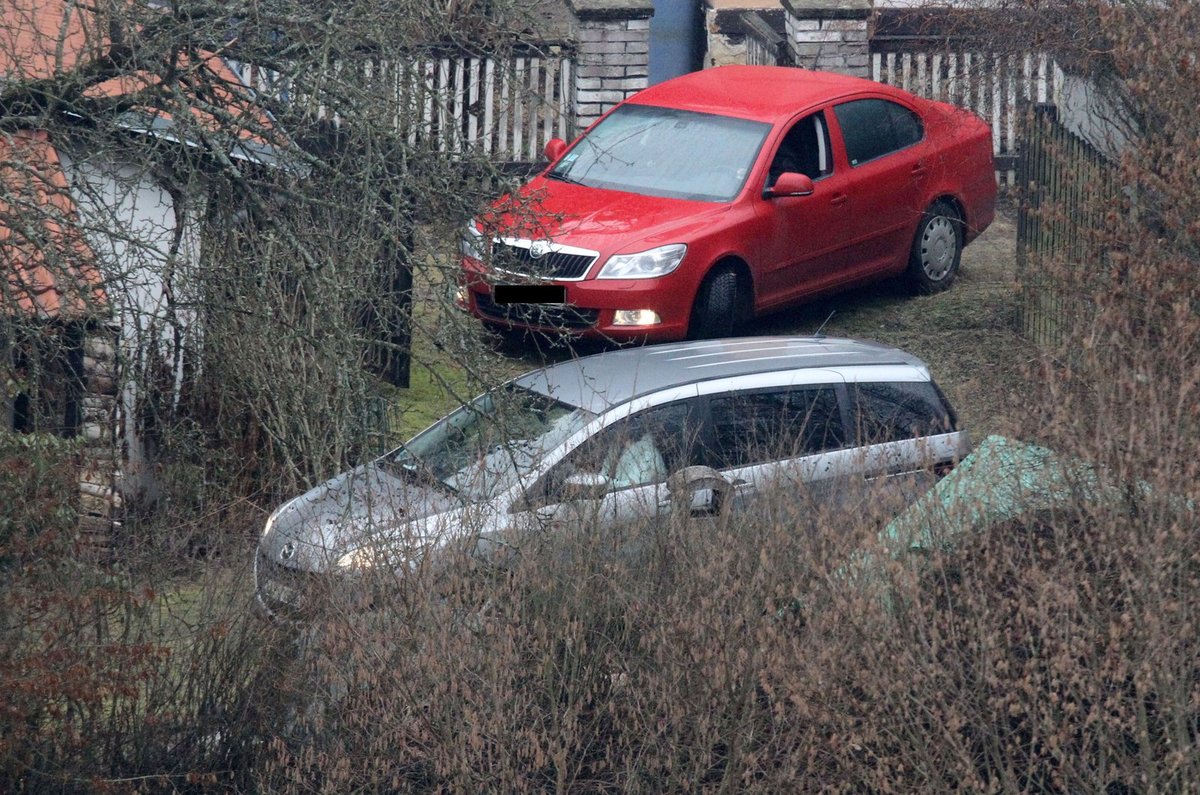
[543,138,568,163]
[766,172,815,198]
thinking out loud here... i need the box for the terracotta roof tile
[2,0,285,318]
[1,129,104,319]
[0,0,111,81]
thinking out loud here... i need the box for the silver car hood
[259,461,460,574]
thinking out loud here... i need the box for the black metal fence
[1015,103,1120,350]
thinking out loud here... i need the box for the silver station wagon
[255,337,968,616]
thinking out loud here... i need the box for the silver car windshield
[547,104,770,202]
[392,385,595,501]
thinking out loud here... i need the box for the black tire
[689,266,739,339]
[907,201,963,294]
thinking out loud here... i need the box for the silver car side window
[702,385,845,470]
[532,400,699,504]
[847,381,955,444]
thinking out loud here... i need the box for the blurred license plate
[493,285,565,304]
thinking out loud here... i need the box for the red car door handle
[830,193,848,207]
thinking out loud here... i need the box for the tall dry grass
[3,2,1199,791]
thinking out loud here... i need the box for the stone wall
[783,0,870,77]
[568,0,654,132]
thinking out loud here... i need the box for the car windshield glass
[548,104,770,202]
[392,385,594,501]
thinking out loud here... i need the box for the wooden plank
[438,57,450,152]
[513,58,524,160]
[406,63,418,145]
[931,53,941,100]
[498,59,510,157]
[1006,54,1017,185]
[543,57,555,151]
[948,53,957,104]
[976,53,986,118]
[482,59,495,155]
[333,59,344,127]
[558,58,571,140]
[468,58,480,149]
[1037,53,1048,103]
[992,53,1001,157]
[424,60,435,144]
[453,58,465,153]
[964,52,974,111]
[388,59,401,132]
[527,56,540,161]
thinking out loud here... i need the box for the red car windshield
[548,104,770,203]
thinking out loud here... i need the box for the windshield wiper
[546,170,584,185]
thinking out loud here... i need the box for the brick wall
[568,1,654,132]
[783,0,870,77]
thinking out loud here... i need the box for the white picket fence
[231,47,1060,179]
[234,52,576,163]
[871,50,1065,183]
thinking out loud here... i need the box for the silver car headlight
[596,244,687,279]
[460,220,487,261]
[261,497,296,539]
[336,542,426,572]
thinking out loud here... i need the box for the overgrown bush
[0,432,289,792]
[2,0,1198,791]
[248,478,1196,792]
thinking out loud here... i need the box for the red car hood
[482,176,733,256]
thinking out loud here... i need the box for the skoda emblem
[528,240,552,260]
[279,541,296,561]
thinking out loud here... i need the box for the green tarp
[877,433,1108,556]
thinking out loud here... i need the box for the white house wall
[58,147,203,497]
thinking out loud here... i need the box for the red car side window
[767,112,834,187]
[835,98,925,167]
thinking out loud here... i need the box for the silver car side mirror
[667,465,733,518]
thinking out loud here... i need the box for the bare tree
[2,0,559,502]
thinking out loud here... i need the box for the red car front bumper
[460,259,694,342]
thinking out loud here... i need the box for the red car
[459,65,996,341]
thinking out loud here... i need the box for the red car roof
[627,65,905,123]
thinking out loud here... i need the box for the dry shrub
[255,490,886,793]
[253,471,1197,792]
[797,499,1198,793]
[0,433,292,791]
